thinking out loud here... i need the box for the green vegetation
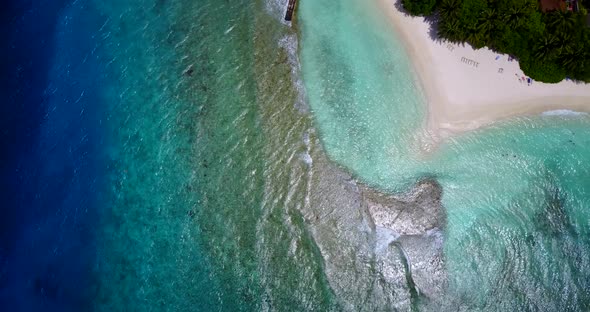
[402,0,438,15]
[402,0,590,83]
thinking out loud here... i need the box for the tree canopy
[402,0,438,15]
[402,0,590,83]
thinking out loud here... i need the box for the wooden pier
[285,0,297,21]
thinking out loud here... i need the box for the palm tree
[556,31,573,53]
[547,11,577,33]
[439,0,461,21]
[559,45,584,72]
[477,8,497,44]
[502,6,526,29]
[534,34,559,60]
[467,27,486,48]
[438,19,462,41]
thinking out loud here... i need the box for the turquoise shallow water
[91,0,337,310]
[300,0,590,309]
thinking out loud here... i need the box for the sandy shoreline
[377,0,590,142]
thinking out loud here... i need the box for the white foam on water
[300,152,313,165]
[264,0,290,25]
[302,131,310,146]
[542,109,587,116]
[279,34,309,113]
[224,25,236,34]
[302,131,314,211]
[300,132,313,165]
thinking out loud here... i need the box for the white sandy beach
[377,0,590,141]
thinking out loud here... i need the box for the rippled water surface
[3,0,590,310]
[300,0,590,310]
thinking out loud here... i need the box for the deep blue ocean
[1,1,109,310]
[1,0,280,310]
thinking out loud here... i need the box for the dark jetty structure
[285,0,298,21]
